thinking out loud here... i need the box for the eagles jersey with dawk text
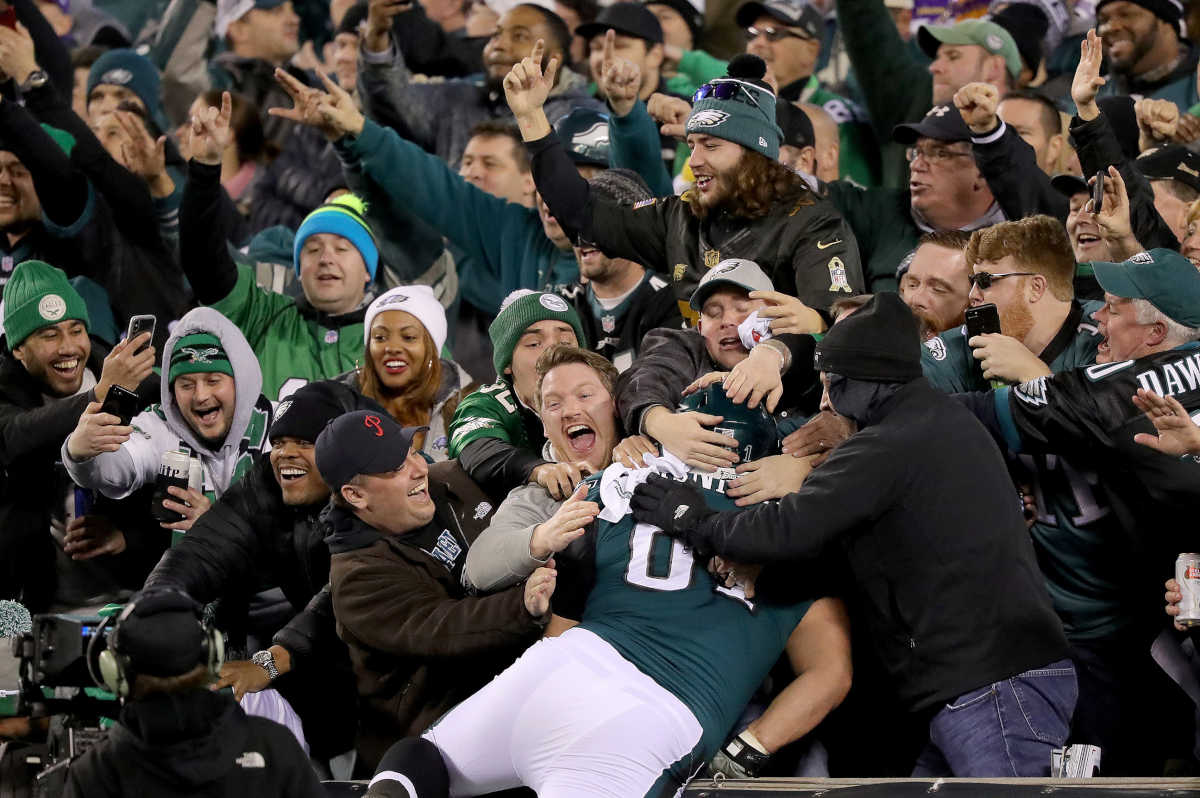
[978,343,1200,623]
[552,458,813,776]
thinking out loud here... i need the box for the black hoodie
[62,689,323,798]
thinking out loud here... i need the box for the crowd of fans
[1,0,1200,793]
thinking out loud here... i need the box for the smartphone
[0,8,16,30]
[965,303,1002,339]
[99,385,140,426]
[126,315,155,355]
[1091,169,1105,214]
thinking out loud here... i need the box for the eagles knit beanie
[488,290,587,376]
[168,333,234,384]
[686,54,782,161]
[3,260,90,350]
[364,285,448,354]
[813,293,922,382]
[293,194,380,280]
[1095,0,1182,27]
[87,49,170,134]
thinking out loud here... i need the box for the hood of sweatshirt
[159,307,266,457]
[108,689,249,788]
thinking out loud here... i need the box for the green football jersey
[573,470,812,771]
[447,377,543,458]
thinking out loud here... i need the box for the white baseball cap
[690,258,774,310]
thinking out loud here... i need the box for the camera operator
[62,589,323,797]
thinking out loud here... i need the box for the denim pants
[911,659,1078,777]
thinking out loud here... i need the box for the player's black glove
[630,474,714,540]
[707,730,772,779]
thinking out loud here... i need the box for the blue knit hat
[293,194,380,281]
[87,49,170,134]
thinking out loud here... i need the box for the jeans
[911,659,1078,777]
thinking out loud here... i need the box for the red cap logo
[364,414,384,437]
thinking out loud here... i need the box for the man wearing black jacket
[143,380,372,760]
[631,293,1075,777]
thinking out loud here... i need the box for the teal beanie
[685,54,782,160]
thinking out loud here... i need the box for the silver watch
[251,649,279,681]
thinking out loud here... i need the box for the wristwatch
[250,649,279,681]
[19,69,48,92]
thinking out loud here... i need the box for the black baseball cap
[735,0,822,39]
[893,103,972,145]
[314,410,426,492]
[643,0,704,39]
[577,2,664,44]
[1136,144,1200,194]
[777,101,814,148]
[1050,173,1089,198]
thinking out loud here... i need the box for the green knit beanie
[488,290,587,376]
[685,54,782,160]
[169,332,234,383]
[4,260,90,349]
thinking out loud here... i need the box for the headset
[96,590,225,699]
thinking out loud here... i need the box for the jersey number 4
[624,524,754,611]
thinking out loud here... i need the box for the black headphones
[96,590,224,698]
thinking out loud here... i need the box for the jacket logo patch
[428,529,462,569]
[827,257,852,293]
[704,250,720,269]
[38,294,66,321]
[472,501,492,520]
[236,752,266,769]
[673,263,687,281]
[924,337,947,361]
[1014,376,1048,406]
[688,109,729,128]
[634,198,656,210]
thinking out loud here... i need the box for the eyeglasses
[744,24,812,42]
[692,80,764,110]
[968,271,1036,290]
[905,145,972,165]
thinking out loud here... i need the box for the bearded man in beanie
[448,290,588,501]
[508,45,863,326]
[631,293,1076,777]
[182,91,381,401]
[1096,0,1198,110]
[0,260,156,611]
[64,307,272,534]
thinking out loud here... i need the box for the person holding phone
[0,260,155,611]
[63,306,272,534]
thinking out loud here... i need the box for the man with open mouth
[65,306,273,535]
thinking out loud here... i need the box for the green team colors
[922,300,1137,638]
[922,300,1103,393]
[570,470,811,774]
[212,266,364,401]
[991,343,1200,634]
[447,378,540,457]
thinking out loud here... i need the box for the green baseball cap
[918,20,1022,80]
[1093,248,1200,328]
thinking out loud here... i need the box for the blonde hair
[533,346,618,411]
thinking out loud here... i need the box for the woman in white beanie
[341,286,477,461]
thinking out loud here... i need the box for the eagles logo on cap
[38,294,66,321]
[689,109,730,128]
[539,294,569,312]
[381,293,409,306]
[101,68,134,85]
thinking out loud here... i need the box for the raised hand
[66,401,133,461]
[597,29,642,117]
[95,332,155,402]
[530,484,597,559]
[953,82,1000,135]
[270,69,366,141]
[365,0,411,53]
[63,516,126,560]
[1135,98,1179,151]
[0,22,39,85]
[1133,388,1200,456]
[187,91,233,166]
[648,92,691,140]
[114,111,174,197]
[503,37,558,139]
[524,561,557,618]
[723,344,785,412]
[1071,29,1105,121]
[1091,165,1140,259]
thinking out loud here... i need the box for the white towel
[597,451,688,523]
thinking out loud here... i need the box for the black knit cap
[336,1,368,36]
[813,293,923,382]
[589,167,652,204]
[991,3,1048,71]
[269,380,386,444]
[1096,0,1182,27]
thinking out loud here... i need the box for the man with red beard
[507,46,863,324]
[920,215,1104,393]
[898,230,972,340]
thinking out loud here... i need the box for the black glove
[630,474,714,539]
[707,730,772,779]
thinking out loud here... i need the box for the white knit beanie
[363,285,448,355]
